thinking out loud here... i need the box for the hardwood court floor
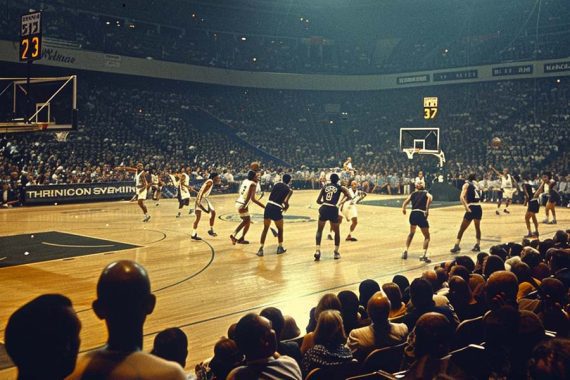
[0,190,567,375]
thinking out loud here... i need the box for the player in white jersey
[150,170,163,206]
[415,170,426,189]
[490,166,515,215]
[191,173,222,240]
[230,171,265,245]
[170,169,192,218]
[341,181,367,242]
[115,163,150,222]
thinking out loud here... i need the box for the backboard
[0,75,77,133]
[400,127,446,167]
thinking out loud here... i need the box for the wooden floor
[0,190,568,375]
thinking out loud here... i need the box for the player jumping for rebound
[257,174,293,257]
[191,173,222,240]
[401,181,433,263]
[523,176,544,238]
[314,173,351,261]
[115,163,151,222]
[450,173,482,253]
[231,170,265,245]
[490,166,515,215]
[342,180,367,242]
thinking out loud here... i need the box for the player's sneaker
[189,209,194,215]
[450,245,461,254]
[314,250,321,261]
[256,248,264,257]
[155,202,160,207]
[143,215,151,223]
[327,234,333,241]
[334,251,341,260]
[208,230,218,237]
[420,255,432,264]
[230,235,237,245]
[176,213,181,218]
[276,246,287,255]
[542,218,549,224]
[401,250,408,260]
[524,232,534,238]
[270,228,278,237]
[191,235,202,241]
[472,244,480,252]
[346,236,357,241]
[549,220,557,224]
[503,209,510,214]
[237,238,250,244]
[533,231,539,237]
[495,210,500,215]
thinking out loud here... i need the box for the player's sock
[316,244,320,250]
[335,245,339,252]
[455,239,461,246]
[278,243,282,248]
[192,229,197,237]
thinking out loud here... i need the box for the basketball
[491,137,502,148]
[250,161,261,171]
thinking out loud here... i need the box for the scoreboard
[423,96,438,120]
[20,11,42,62]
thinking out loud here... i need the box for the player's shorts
[548,191,561,204]
[342,204,358,220]
[410,210,429,228]
[464,205,483,221]
[196,199,214,213]
[527,199,540,213]
[177,193,190,206]
[136,188,148,200]
[319,205,340,223]
[235,202,249,218]
[264,203,283,221]
[502,188,515,200]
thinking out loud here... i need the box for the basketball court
[1,191,567,375]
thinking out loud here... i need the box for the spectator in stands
[402,278,457,330]
[510,262,541,300]
[381,282,407,319]
[281,315,301,341]
[447,276,485,321]
[301,310,353,376]
[483,255,506,279]
[358,279,381,319]
[347,291,408,362]
[67,260,187,380]
[303,293,342,351]
[260,307,302,364]
[392,275,410,304]
[528,338,570,380]
[228,313,302,380]
[337,290,367,335]
[151,327,189,369]
[205,338,244,380]
[4,294,81,380]
[404,313,454,379]
[549,250,570,288]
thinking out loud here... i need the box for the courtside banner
[25,182,136,204]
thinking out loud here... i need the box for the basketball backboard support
[0,75,77,133]
[400,127,446,167]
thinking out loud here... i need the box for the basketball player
[401,182,432,263]
[342,180,367,242]
[256,174,293,257]
[543,173,560,224]
[314,173,351,261]
[523,176,544,237]
[150,169,163,206]
[231,170,265,245]
[490,166,515,215]
[450,173,482,253]
[190,173,221,240]
[115,163,150,222]
[173,169,191,218]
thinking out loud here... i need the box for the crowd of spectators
[5,230,570,379]
[2,73,569,206]
[2,0,570,74]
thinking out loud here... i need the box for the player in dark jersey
[450,173,483,254]
[542,173,560,225]
[256,174,293,257]
[523,176,544,238]
[314,173,351,261]
[401,182,433,263]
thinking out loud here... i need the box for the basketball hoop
[403,148,420,160]
[54,131,69,142]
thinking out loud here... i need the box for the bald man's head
[367,291,391,325]
[94,260,155,322]
[486,271,518,308]
[421,270,438,291]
